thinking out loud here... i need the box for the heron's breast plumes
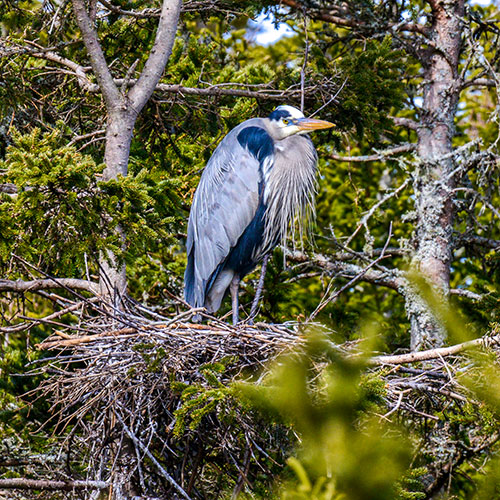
[261,135,318,255]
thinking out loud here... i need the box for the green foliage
[0,127,104,274]
[239,330,412,500]
[337,37,406,139]
[394,467,427,500]
[172,361,235,436]
[0,126,182,280]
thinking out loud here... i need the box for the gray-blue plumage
[184,105,333,323]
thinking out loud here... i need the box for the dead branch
[115,412,192,500]
[0,183,17,194]
[2,42,341,103]
[390,116,420,130]
[0,278,98,294]
[280,0,429,36]
[308,224,394,321]
[461,77,497,89]
[455,233,500,251]
[344,178,411,247]
[97,0,238,18]
[0,478,108,490]
[287,250,405,291]
[372,333,500,365]
[330,143,416,162]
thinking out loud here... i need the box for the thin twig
[115,412,192,500]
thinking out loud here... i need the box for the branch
[281,0,429,36]
[71,0,120,107]
[0,478,108,491]
[287,251,487,302]
[372,334,500,365]
[11,44,305,101]
[424,430,500,496]
[455,233,500,251]
[287,250,405,291]
[0,278,98,294]
[128,0,181,113]
[345,178,411,247]
[0,183,17,194]
[150,82,301,100]
[8,42,335,103]
[330,143,416,162]
[461,77,496,90]
[97,0,235,18]
[449,288,484,301]
[98,0,160,18]
[37,327,137,349]
[24,42,95,92]
[308,227,394,321]
[390,116,420,130]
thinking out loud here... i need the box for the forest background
[0,0,500,498]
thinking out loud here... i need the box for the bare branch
[67,129,106,147]
[372,334,500,365]
[390,116,420,130]
[455,233,500,251]
[461,77,497,90]
[7,43,335,103]
[330,143,416,162]
[0,478,108,491]
[287,250,405,291]
[123,81,306,100]
[98,0,160,18]
[0,278,98,294]
[1,41,96,92]
[128,0,181,113]
[281,0,429,36]
[115,412,192,500]
[71,0,120,107]
[97,0,235,18]
[345,178,411,247]
[308,226,394,321]
[0,183,17,194]
[449,288,484,301]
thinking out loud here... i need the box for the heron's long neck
[262,135,318,253]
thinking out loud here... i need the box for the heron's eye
[282,119,289,125]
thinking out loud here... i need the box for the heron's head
[267,105,335,140]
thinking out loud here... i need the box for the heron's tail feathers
[184,250,196,306]
[185,250,236,321]
[205,269,235,314]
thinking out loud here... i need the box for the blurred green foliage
[238,330,415,500]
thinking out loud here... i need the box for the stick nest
[19,296,500,498]
[30,299,310,498]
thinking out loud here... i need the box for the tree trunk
[410,0,464,350]
[71,0,181,302]
[99,107,136,300]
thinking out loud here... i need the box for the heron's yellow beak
[296,117,335,131]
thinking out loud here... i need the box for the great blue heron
[184,105,334,323]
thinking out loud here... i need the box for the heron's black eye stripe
[269,108,292,121]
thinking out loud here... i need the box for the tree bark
[70,0,181,301]
[409,0,464,350]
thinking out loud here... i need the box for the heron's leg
[248,254,270,324]
[230,274,240,325]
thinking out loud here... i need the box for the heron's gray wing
[185,121,270,307]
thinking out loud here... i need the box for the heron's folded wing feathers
[186,129,263,295]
